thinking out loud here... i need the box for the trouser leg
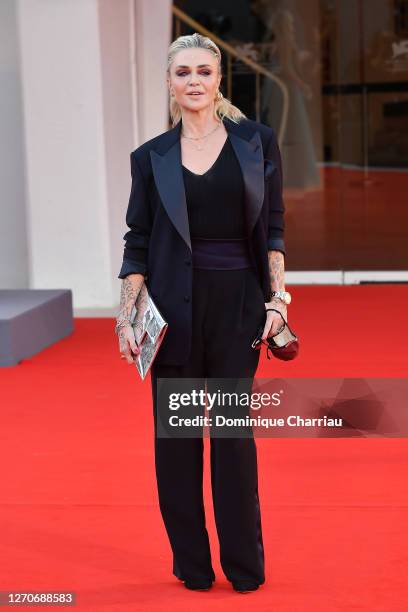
[204,268,266,585]
[151,365,215,583]
[149,270,215,583]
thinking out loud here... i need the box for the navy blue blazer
[118,116,286,366]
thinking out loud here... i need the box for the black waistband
[191,238,253,270]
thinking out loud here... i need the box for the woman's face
[168,47,221,114]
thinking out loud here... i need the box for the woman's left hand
[262,298,287,341]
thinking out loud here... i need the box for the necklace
[181,121,221,151]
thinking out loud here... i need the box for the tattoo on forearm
[267,250,287,319]
[268,250,285,293]
[117,275,144,323]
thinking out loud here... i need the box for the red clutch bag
[251,308,299,361]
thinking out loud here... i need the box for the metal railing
[172,5,288,146]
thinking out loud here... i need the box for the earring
[215,90,223,101]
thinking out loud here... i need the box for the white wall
[99,0,172,310]
[18,0,114,309]
[134,0,173,144]
[0,0,29,288]
[7,0,171,313]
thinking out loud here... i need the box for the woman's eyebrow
[175,64,212,69]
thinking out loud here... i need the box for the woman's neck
[180,108,221,138]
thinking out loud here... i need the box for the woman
[115,33,290,594]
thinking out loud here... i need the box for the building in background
[174,0,408,278]
[1,0,407,313]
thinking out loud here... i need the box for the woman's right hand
[118,323,141,364]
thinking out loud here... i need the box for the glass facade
[173,0,408,270]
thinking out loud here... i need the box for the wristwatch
[270,290,292,305]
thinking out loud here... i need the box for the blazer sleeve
[118,152,152,279]
[265,130,286,257]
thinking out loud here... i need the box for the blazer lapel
[150,121,191,251]
[224,118,265,238]
[149,116,265,253]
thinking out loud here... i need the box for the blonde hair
[167,32,246,127]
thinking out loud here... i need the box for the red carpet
[0,285,407,610]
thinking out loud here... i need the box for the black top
[182,136,247,239]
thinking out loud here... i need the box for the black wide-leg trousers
[150,266,267,586]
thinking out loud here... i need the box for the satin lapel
[150,124,191,252]
[226,126,265,238]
